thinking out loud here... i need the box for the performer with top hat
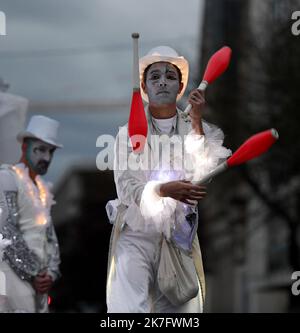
[0,115,62,313]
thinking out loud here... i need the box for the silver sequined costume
[0,163,61,313]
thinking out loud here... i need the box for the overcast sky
[0,0,205,183]
[0,0,204,102]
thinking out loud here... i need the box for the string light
[12,165,52,226]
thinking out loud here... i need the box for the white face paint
[144,62,181,105]
[26,139,56,175]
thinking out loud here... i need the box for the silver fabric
[1,191,40,281]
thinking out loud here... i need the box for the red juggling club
[182,46,232,117]
[194,129,279,185]
[128,33,148,153]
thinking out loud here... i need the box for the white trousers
[107,225,203,313]
[0,261,48,313]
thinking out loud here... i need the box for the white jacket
[0,163,60,312]
[107,107,231,304]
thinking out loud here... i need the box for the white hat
[139,46,189,103]
[17,115,63,148]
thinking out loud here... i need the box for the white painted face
[25,139,56,175]
[144,62,181,105]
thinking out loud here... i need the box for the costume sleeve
[0,169,41,281]
[45,221,61,281]
[184,121,232,183]
[113,126,148,207]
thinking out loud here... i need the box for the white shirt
[151,115,177,134]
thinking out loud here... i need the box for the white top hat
[17,115,63,148]
[139,46,189,103]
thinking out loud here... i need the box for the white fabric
[0,271,5,295]
[139,180,177,239]
[17,115,63,148]
[0,233,11,297]
[105,199,121,224]
[184,122,232,182]
[10,164,53,263]
[0,261,36,312]
[113,111,231,235]
[0,259,48,313]
[107,108,230,312]
[152,115,177,134]
[107,225,202,313]
[0,164,55,312]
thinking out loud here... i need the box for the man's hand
[188,88,205,135]
[159,180,207,205]
[33,271,53,294]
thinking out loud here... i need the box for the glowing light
[12,165,51,226]
[12,166,24,180]
[36,213,47,225]
[48,296,52,305]
[151,169,181,182]
[36,178,48,207]
[140,180,177,238]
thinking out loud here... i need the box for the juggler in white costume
[106,46,231,313]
